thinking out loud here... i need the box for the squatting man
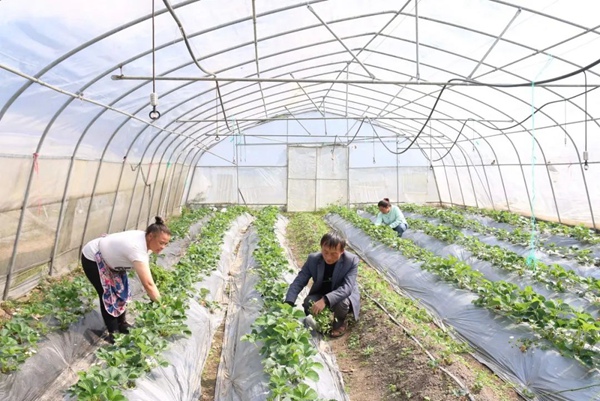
[285,232,360,337]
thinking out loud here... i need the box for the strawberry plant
[0,270,96,373]
[458,205,600,246]
[331,206,600,367]
[243,206,324,400]
[167,206,212,239]
[378,204,600,301]
[399,204,600,265]
[69,206,247,400]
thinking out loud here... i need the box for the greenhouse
[1,0,599,400]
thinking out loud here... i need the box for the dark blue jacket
[285,251,360,319]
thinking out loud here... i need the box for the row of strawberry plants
[69,206,247,401]
[285,213,492,390]
[0,273,97,373]
[458,205,600,246]
[167,206,212,239]
[242,207,324,401]
[330,206,600,368]
[400,204,598,266]
[366,205,600,301]
[0,207,212,375]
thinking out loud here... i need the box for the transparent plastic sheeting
[325,214,600,401]
[215,215,349,401]
[187,166,287,206]
[377,212,599,318]
[214,227,269,401]
[0,266,148,401]
[275,216,349,401]
[124,213,254,401]
[0,214,212,401]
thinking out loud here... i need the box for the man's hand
[310,297,327,315]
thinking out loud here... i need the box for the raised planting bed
[326,206,600,401]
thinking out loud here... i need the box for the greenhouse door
[287,146,348,211]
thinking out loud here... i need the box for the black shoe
[118,322,133,334]
[105,332,115,344]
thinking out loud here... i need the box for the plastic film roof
[1,1,599,216]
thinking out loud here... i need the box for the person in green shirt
[375,198,408,237]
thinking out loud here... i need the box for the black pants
[81,254,127,333]
[303,293,350,330]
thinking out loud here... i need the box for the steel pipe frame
[113,75,600,88]
[156,59,592,218]
[53,30,419,250]
[0,69,208,299]
[237,92,503,209]
[251,0,268,117]
[59,17,592,169]
[236,98,482,211]
[104,21,600,221]
[342,70,587,222]
[178,116,513,123]
[156,147,193,217]
[317,1,412,109]
[104,21,600,144]
[184,149,206,205]
[306,4,376,80]
[185,87,502,212]
[143,134,196,228]
[468,8,522,79]
[78,60,510,225]
[3,2,600,296]
[1,0,334,298]
[163,148,198,215]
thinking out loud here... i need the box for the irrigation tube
[325,213,600,401]
[360,286,476,401]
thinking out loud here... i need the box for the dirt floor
[327,283,520,401]
[284,220,521,401]
[201,321,224,401]
[197,215,522,401]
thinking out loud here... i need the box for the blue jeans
[393,223,408,237]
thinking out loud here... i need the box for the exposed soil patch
[200,320,225,401]
[284,212,521,401]
[329,265,521,401]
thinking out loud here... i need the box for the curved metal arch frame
[3,1,600,297]
[33,53,587,282]
[148,87,487,223]
[123,66,510,225]
[25,10,592,200]
[156,63,524,212]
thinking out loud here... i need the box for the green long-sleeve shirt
[375,205,407,229]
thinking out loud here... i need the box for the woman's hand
[133,261,161,302]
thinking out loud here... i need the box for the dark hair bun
[154,216,165,225]
[383,198,390,202]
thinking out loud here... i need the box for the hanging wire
[564,97,567,146]
[161,0,232,132]
[358,56,600,157]
[526,55,555,268]
[583,70,589,171]
[148,0,161,120]
[372,120,376,164]
[215,88,220,141]
[527,80,538,267]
